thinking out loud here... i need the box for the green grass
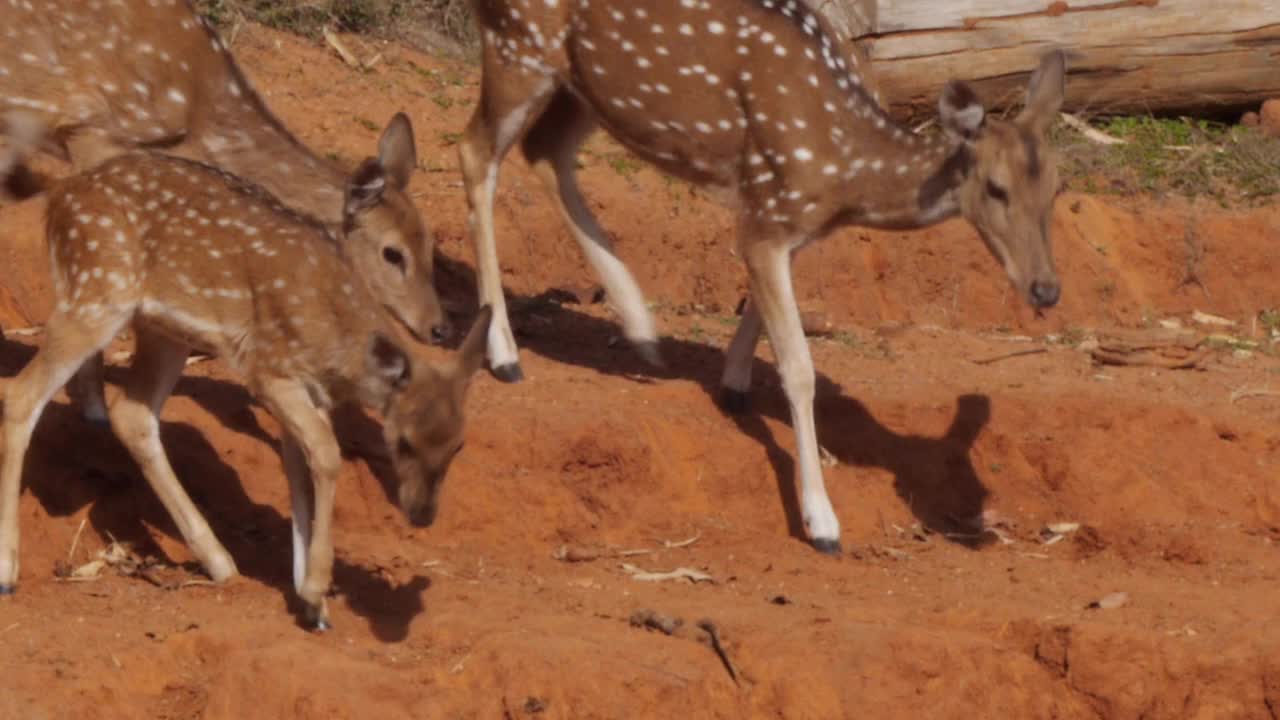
[194,0,477,50]
[1051,115,1280,203]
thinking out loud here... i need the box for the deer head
[341,113,451,343]
[938,51,1066,310]
[366,307,493,527]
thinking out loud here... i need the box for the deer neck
[825,121,969,232]
[172,67,348,228]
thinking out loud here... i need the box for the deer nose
[429,320,452,344]
[1030,280,1061,309]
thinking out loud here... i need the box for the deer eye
[985,180,1009,204]
[396,437,414,457]
[382,246,405,266]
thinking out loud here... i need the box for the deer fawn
[0,152,492,629]
[1,1,448,421]
[459,1,1066,552]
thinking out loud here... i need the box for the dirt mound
[2,23,1279,720]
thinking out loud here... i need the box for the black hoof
[490,363,525,383]
[0,584,15,596]
[811,538,842,556]
[634,340,664,368]
[717,388,751,415]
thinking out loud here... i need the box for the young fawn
[460,1,1067,552]
[1,1,448,419]
[0,152,491,629]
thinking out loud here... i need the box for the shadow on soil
[434,251,993,546]
[0,338,427,642]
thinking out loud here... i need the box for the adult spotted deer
[1,0,447,420]
[0,153,491,629]
[460,1,1066,552]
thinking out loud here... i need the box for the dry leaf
[1192,310,1235,327]
[619,563,713,583]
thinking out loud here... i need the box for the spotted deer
[1,0,447,420]
[0,152,492,629]
[459,1,1066,552]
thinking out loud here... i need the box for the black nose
[429,321,452,344]
[1030,280,1061,309]
[408,504,437,528]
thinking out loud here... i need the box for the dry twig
[971,347,1048,366]
[697,620,740,686]
[1059,112,1127,145]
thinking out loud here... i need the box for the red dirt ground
[2,25,1279,720]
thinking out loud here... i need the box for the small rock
[1086,591,1130,610]
[1261,98,1280,138]
[800,310,834,337]
[1241,111,1260,128]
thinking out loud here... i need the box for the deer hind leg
[719,297,764,414]
[521,90,660,366]
[741,233,842,554]
[458,66,558,383]
[107,327,236,582]
[66,354,109,425]
[257,378,341,631]
[0,309,130,591]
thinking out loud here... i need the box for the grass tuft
[1051,114,1280,203]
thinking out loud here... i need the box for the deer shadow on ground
[0,337,428,641]
[434,251,994,546]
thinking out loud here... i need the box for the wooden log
[804,0,877,38]
[858,0,1280,121]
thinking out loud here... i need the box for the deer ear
[368,332,412,390]
[1019,50,1067,133]
[377,112,417,192]
[938,80,986,142]
[453,306,493,383]
[344,157,387,218]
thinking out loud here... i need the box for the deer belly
[136,294,243,359]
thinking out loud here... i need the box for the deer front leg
[742,236,842,554]
[281,433,313,601]
[259,378,341,631]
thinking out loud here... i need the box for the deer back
[46,152,394,400]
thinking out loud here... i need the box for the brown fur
[0,152,490,628]
[459,0,1067,550]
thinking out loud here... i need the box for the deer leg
[719,296,763,413]
[281,432,313,599]
[66,352,109,425]
[458,69,557,383]
[257,378,341,631]
[107,328,237,582]
[0,311,129,591]
[741,236,842,554]
[522,91,660,366]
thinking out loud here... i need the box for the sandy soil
[1,24,1279,720]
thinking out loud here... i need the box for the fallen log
[845,0,1280,121]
